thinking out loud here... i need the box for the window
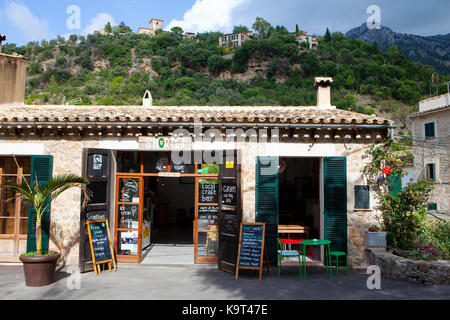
[354,185,370,209]
[234,41,239,47]
[0,157,31,258]
[425,122,435,138]
[222,37,226,42]
[427,203,437,211]
[426,163,436,180]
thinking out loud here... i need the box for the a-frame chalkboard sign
[86,219,117,275]
[235,223,270,281]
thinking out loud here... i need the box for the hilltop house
[292,31,318,50]
[138,19,164,36]
[219,32,255,48]
[0,53,395,275]
[409,92,450,219]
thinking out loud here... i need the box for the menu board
[236,223,266,281]
[198,180,219,204]
[222,183,237,207]
[119,178,140,203]
[198,206,218,230]
[221,212,237,234]
[118,205,139,229]
[87,220,113,264]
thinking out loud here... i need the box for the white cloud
[81,13,116,36]
[166,0,249,33]
[5,2,49,42]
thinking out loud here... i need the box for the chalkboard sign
[198,180,219,204]
[198,206,218,230]
[87,220,117,275]
[118,204,139,229]
[235,223,269,281]
[119,178,140,203]
[222,183,237,206]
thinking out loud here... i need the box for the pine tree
[296,24,300,36]
[325,28,331,42]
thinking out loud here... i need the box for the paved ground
[0,264,448,300]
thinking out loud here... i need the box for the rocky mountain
[346,24,450,74]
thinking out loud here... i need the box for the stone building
[219,32,254,48]
[410,93,450,219]
[138,19,164,36]
[0,54,395,273]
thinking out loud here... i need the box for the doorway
[114,151,222,264]
[141,176,195,265]
[278,157,322,265]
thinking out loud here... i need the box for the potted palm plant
[5,173,90,287]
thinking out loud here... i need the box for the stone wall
[412,109,450,213]
[368,248,450,284]
[0,137,101,265]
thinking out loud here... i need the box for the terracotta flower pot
[19,252,61,287]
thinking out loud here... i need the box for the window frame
[424,121,436,138]
[354,185,370,210]
[426,163,437,181]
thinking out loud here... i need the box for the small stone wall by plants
[367,248,450,285]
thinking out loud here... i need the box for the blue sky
[1,0,449,46]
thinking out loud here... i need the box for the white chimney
[143,90,153,107]
[315,77,335,109]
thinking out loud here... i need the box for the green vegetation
[2,20,449,120]
[362,140,449,260]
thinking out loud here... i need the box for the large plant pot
[19,252,61,287]
[366,232,387,248]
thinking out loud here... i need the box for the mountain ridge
[345,23,450,74]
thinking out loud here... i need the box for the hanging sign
[138,136,192,151]
[235,223,270,281]
[86,220,117,275]
[222,183,237,207]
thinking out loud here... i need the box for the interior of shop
[144,176,195,247]
[278,157,321,263]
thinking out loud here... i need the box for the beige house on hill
[410,93,450,219]
[0,54,395,275]
[138,19,164,36]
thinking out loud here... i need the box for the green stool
[329,251,348,279]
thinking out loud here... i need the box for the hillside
[2,22,450,132]
[346,23,450,75]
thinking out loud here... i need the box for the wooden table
[278,225,310,239]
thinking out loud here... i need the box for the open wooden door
[323,157,347,266]
[80,149,113,273]
[218,151,242,274]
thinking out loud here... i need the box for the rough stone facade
[368,248,450,284]
[411,107,450,215]
[1,135,385,268]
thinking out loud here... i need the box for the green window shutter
[255,156,279,264]
[428,163,436,180]
[324,157,347,266]
[354,185,370,209]
[427,203,437,211]
[27,155,53,253]
[388,173,402,195]
[425,122,435,138]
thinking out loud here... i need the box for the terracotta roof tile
[0,105,394,126]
